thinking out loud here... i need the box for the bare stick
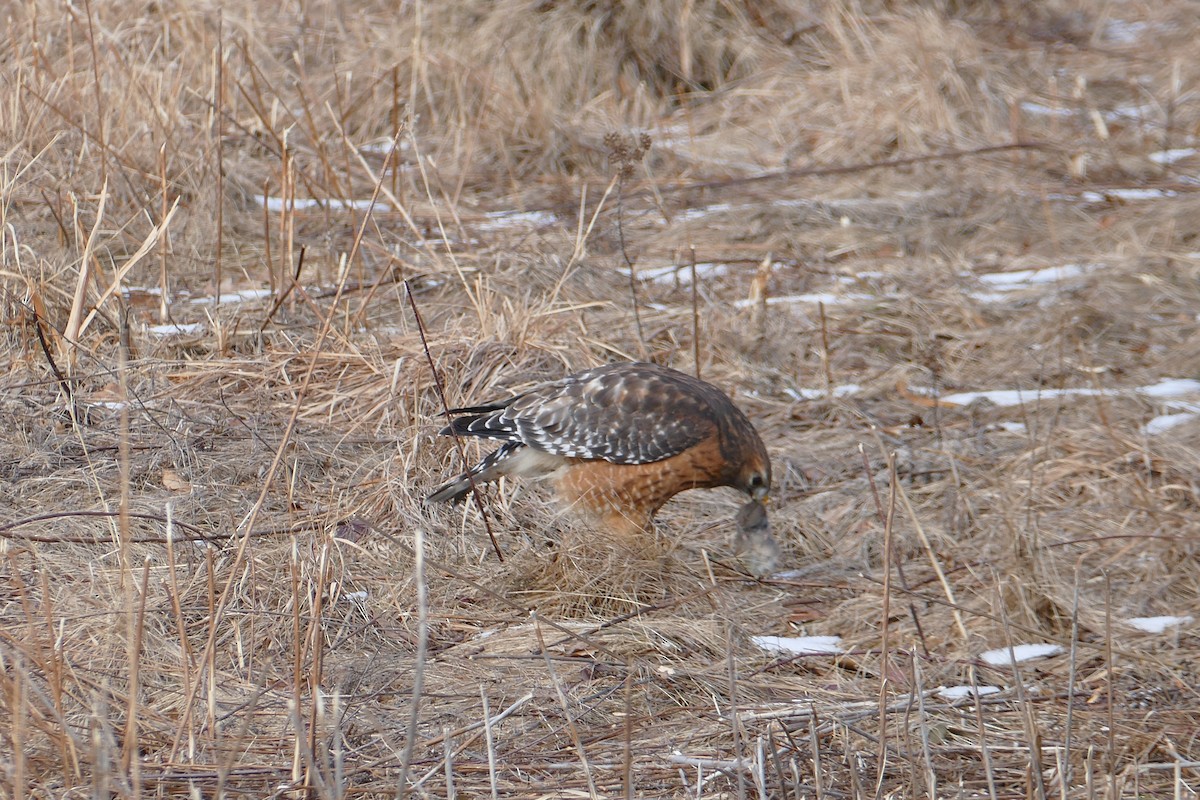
[214,12,225,309]
[534,615,599,798]
[624,665,634,800]
[818,301,833,397]
[258,247,307,334]
[893,476,968,643]
[158,144,170,324]
[164,507,194,707]
[860,445,930,655]
[690,247,701,379]
[481,686,499,800]
[263,179,273,296]
[807,711,823,800]
[910,649,936,798]
[62,181,106,367]
[617,179,646,356]
[970,666,999,800]
[725,622,747,800]
[26,299,74,411]
[405,280,504,561]
[81,0,107,181]
[873,451,898,800]
[653,141,1049,198]
[995,573,1048,800]
[1104,571,1115,799]
[121,558,151,797]
[1062,563,1082,800]
[396,527,430,800]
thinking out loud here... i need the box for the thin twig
[404,279,504,561]
[652,141,1050,198]
[258,246,307,334]
[873,450,897,800]
[690,247,701,379]
[617,178,646,355]
[481,686,499,800]
[860,445,930,656]
[214,12,225,309]
[396,527,429,800]
[533,614,599,799]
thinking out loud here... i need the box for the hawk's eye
[749,474,764,488]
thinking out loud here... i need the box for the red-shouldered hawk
[426,362,772,539]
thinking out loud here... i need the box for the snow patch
[1103,19,1150,45]
[977,263,1093,289]
[1021,101,1158,124]
[474,210,558,231]
[752,635,843,656]
[259,196,388,212]
[980,643,1063,666]
[617,261,768,286]
[733,292,873,308]
[1125,615,1193,634]
[1078,188,1178,203]
[1148,148,1197,165]
[1139,379,1200,398]
[1143,412,1200,436]
[146,322,204,337]
[357,139,411,155]
[191,288,274,305]
[937,685,1002,700]
[785,384,863,401]
[930,377,1200,409]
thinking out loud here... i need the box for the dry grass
[3,0,1200,796]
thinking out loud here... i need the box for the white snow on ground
[937,685,1002,700]
[1139,379,1200,397]
[968,263,1098,304]
[929,378,1200,409]
[733,292,873,308]
[146,323,205,337]
[1143,411,1200,435]
[1125,615,1193,634]
[1021,101,1158,123]
[1148,148,1197,165]
[356,139,411,155]
[259,196,387,212]
[473,210,558,231]
[980,643,1063,666]
[785,384,863,401]
[618,262,743,286]
[1020,101,1073,119]
[977,263,1093,289]
[191,288,274,305]
[1103,19,1151,44]
[1078,188,1179,203]
[752,635,844,656]
[674,202,737,222]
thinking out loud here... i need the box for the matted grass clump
[3,0,1200,797]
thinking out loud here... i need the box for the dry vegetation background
[2,0,1200,797]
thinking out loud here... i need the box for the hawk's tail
[425,441,521,505]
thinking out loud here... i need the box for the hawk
[426,362,772,539]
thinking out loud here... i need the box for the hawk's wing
[442,363,722,465]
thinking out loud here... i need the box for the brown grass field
[3,0,1200,797]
